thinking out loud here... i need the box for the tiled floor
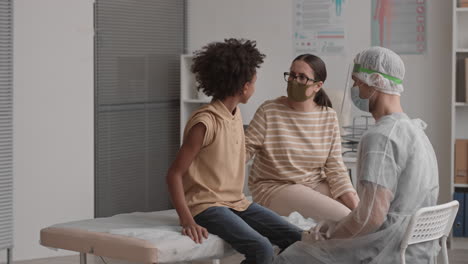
[8,249,468,264]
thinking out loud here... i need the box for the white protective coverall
[275,112,439,264]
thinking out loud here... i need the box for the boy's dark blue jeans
[194,203,302,264]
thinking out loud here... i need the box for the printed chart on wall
[293,0,346,56]
[371,0,426,54]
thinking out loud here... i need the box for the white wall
[3,0,94,261]
[188,0,452,203]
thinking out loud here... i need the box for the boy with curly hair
[166,39,302,264]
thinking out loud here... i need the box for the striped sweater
[245,97,356,207]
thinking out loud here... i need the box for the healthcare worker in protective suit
[274,46,440,264]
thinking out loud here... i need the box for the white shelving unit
[180,55,213,144]
[451,0,468,246]
[452,0,468,188]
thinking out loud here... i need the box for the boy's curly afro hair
[191,38,265,101]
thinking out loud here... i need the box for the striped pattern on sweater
[245,97,355,206]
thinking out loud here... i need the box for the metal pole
[441,236,449,264]
[80,252,87,264]
[7,248,12,264]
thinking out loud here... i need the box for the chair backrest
[401,201,459,247]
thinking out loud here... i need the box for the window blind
[95,0,184,217]
[0,0,13,257]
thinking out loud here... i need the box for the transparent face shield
[339,63,375,155]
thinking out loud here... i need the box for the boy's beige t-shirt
[183,100,251,217]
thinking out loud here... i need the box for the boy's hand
[181,221,209,244]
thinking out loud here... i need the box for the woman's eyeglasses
[284,72,318,85]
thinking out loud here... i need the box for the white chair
[400,201,460,264]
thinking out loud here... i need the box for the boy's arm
[166,122,209,244]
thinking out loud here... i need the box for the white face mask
[351,86,371,112]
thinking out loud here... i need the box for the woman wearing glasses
[245,54,359,222]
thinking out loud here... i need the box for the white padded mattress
[41,209,315,263]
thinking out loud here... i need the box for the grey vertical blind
[0,0,13,252]
[95,0,184,217]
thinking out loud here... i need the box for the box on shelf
[455,139,468,184]
[460,0,468,7]
[465,193,468,236]
[454,192,465,237]
[465,58,468,102]
[456,55,468,102]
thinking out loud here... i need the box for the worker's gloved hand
[313,220,338,240]
[301,228,325,243]
[302,220,337,243]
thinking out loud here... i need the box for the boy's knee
[274,228,301,250]
[286,229,302,246]
[254,236,274,263]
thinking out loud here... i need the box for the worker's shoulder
[360,118,398,149]
[361,113,420,151]
[360,128,392,153]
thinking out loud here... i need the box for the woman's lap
[267,183,351,222]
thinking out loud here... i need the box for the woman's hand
[340,191,360,210]
[181,218,209,244]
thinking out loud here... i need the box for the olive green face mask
[287,80,314,102]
